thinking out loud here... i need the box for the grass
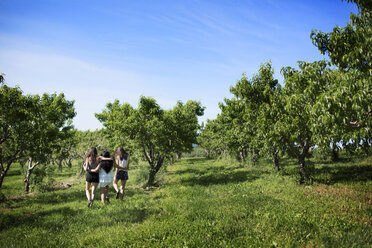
[0,156,371,247]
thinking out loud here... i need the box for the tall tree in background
[311,0,371,153]
[96,96,204,187]
[229,62,281,166]
[218,98,249,163]
[23,93,76,193]
[166,100,205,160]
[0,83,34,188]
[74,129,110,177]
[198,118,227,158]
[0,80,76,191]
[278,61,332,183]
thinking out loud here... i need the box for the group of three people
[83,146,130,207]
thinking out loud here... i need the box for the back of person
[98,150,114,188]
[118,155,130,170]
[100,150,113,173]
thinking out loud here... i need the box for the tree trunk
[0,150,20,188]
[24,168,32,194]
[363,138,370,156]
[298,155,307,184]
[24,158,39,194]
[272,147,279,171]
[146,156,164,187]
[331,142,339,162]
[58,160,63,172]
[67,158,72,168]
[239,150,245,164]
[147,168,157,188]
[0,164,11,189]
[205,150,209,158]
[252,149,259,166]
[78,157,85,178]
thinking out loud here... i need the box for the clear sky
[0,0,357,131]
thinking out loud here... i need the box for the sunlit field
[1,156,371,247]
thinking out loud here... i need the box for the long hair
[114,146,128,160]
[85,147,97,161]
[100,150,113,173]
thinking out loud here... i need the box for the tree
[198,118,227,158]
[277,61,332,183]
[23,93,76,193]
[218,98,250,163]
[96,96,204,187]
[0,83,33,188]
[310,0,371,153]
[227,62,281,167]
[0,79,75,191]
[166,100,205,161]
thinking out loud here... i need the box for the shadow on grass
[312,164,372,185]
[0,206,79,231]
[178,157,213,165]
[177,166,266,186]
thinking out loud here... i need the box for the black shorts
[86,172,99,183]
[116,170,128,180]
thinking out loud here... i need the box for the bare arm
[113,157,120,169]
[97,156,113,161]
[90,163,101,173]
[83,158,88,171]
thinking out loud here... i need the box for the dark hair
[85,147,97,160]
[114,146,128,160]
[100,150,113,173]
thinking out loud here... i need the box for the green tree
[96,96,204,187]
[0,83,34,188]
[228,62,281,166]
[218,98,249,163]
[277,61,332,183]
[310,0,371,154]
[198,118,225,158]
[23,93,76,193]
[74,129,111,177]
[166,100,205,161]
[1,81,75,191]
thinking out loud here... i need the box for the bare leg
[105,186,110,203]
[85,182,91,207]
[85,182,91,201]
[120,180,127,200]
[113,179,119,193]
[100,187,105,203]
[91,182,98,206]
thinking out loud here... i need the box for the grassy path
[0,157,371,247]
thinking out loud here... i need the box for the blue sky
[0,0,357,130]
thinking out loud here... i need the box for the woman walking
[90,150,114,204]
[113,146,130,200]
[83,147,112,207]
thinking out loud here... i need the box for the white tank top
[118,156,129,170]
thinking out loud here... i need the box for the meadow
[0,156,371,247]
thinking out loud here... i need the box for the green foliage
[311,3,371,73]
[74,129,110,158]
[96,96,204,186]
[199,61,281,165]
[29,166,56,193]
[310,2,371,151]
[0,79,76,192]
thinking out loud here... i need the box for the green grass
[0,157,371,247]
